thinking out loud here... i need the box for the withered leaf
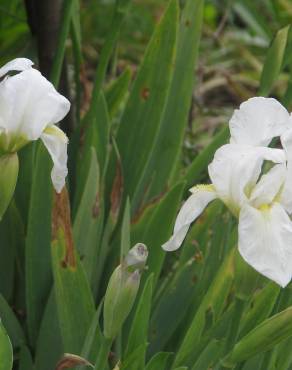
[55,353,93,370]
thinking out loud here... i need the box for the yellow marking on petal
[259,204,270,211]
[44,125,68,143]
[190,184,215,194]
[258,203,272,220]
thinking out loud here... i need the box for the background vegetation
[1,0,292,369]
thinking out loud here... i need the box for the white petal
[229,97,291,146]
[0,58,33,78]
[280,128,292,213]
[0,69,70,140]
[238,203,292,287]
[41,125,68,193]
[250,164,286,208]
[208,144,285,213]
[162,187,217,252]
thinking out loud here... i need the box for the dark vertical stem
[34,0,62,78]
[23,0,75,136]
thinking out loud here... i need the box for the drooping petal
[208,144,285,214]
[238,203,292,288]
[280,128,292,213]
[0,58,33,78]
[162,186,217,252]
[41,125,68,193]
[229,97,291,146]
[250,164,286,208]
[0,69,70,142]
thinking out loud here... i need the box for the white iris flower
[163,97,292,288]
[0,58,70,193]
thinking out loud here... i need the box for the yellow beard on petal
[190,184,216,193]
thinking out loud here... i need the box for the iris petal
[162,187,217,252]
[238,203,292,288]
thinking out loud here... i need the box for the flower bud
[124,243,148,271]
[0,153,19,220]
[103,244,148,340]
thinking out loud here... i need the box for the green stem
[94,337,112,370]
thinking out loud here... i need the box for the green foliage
[0,321,13,370]
[2,0,292,370]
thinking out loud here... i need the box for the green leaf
[145,352,172,370]
[258,25,290,96]
[26,144,53,344]
[0,294,25,349]
[134,0,205,203]
[0,321,13,370]
[86,0,131,121]
[139,182,185,287]
[71,0,83,122]
[115,0,179,209]
[125,274,154,365]
[51,191,95,354]
[105,68,131,118]
[73,94,109,212]
[73,148,103,284]
[50,0,75,87]
[19,346,33,370]
[149,261,198,355]
[34,292,63,370]
[239,282,280,339]
[79,305,103,368]
[71,0,82,55]
[191,339,224,370]
[0,207,16,301]
[268,336,292,370]
[121,198,131,262]
[14,144,35,225]
[223,307,292,367]
[174,249,235,367]
[120,343,148,370]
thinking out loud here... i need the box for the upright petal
[229,97,290,146]
[0,69,70,142]
[238,203,292,288]
[249,164,286,208]
[41,125,68,193]
[162,186,217,252]
[208,144,285,214]
[0,58,33,78]
[280,128,292,213]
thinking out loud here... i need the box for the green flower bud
[103,244,148,340]
[124,243,148,271]
[0,153,19,220]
